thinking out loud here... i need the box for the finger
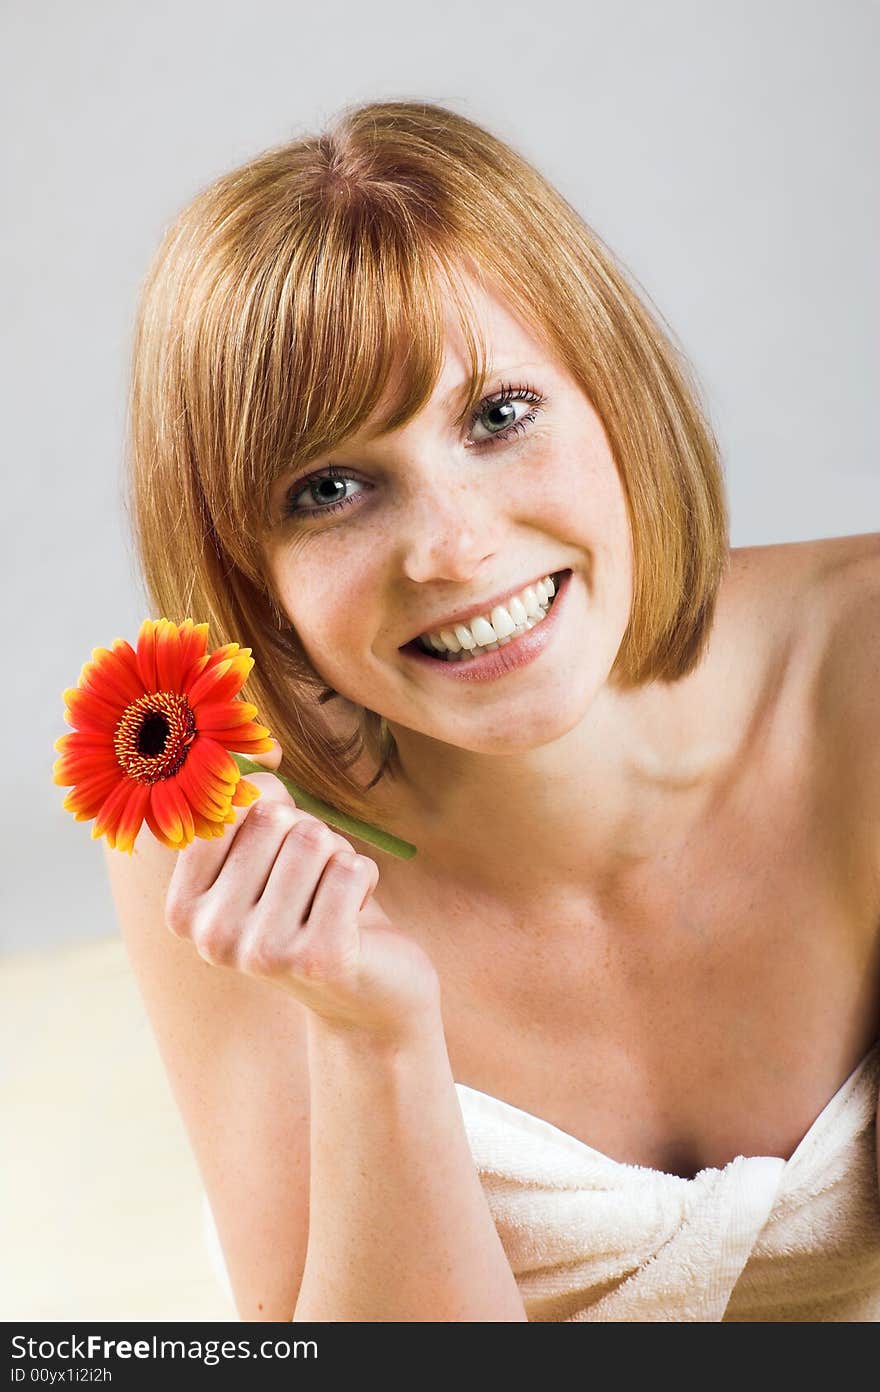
[166,770,294,924]
[255,844,373,978]
[176,807,305,968]
[203,792,305,916]
[204,793,353,926]
[254,816,344,922]
[346,852,379,911]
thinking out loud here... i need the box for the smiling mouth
[402,570,569,662]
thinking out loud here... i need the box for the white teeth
[416,572,563,659]
[470,616,497,645]
[489,605,517,639]
[416,573,560,654]
[433,610,545,660]
[507,595,529,626]
[521,586,545,617]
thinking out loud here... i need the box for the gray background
[3,0,876,954]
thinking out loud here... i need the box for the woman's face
[263,275,634,757]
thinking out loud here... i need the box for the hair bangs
[203,207,495,583]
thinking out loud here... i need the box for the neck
[373,605,782,915]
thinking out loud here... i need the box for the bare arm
[295,1011,527,1322]
[154,753,526,1322]
[103,830,313,1321]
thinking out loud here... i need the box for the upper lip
[401,569,565,646]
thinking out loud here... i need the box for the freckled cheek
[522,445,619,537]
[275,563,385,670]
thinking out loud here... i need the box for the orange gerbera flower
[54,618,275,854]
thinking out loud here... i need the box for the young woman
[104,99,880,1322]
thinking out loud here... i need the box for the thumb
[239,736,283,773]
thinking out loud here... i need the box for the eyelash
[280,382,547,523]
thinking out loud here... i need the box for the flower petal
[230,778,262,809]
[177,621,212,687]
[103,780,152,854]
[158,777,197,848]
[143,800,183,851]
[63,767,126,819]
[107,638,144,690]
[187,654,254,709]
[153,618,189,694]
[182,642,245,694]
[175,751,234,818]
[135,619,162,692]
[62,686,124,732]
[79,645,146,708]
[53,748,118,786]
[54,730,116,755]
[170,779,197,846]
[189,806,229,839]
[195,700,261,730]
[63,767,124,802]
[147,785,185,846]
[187,739,238,795]
[189,735,238,784]
[89,776,138,842]
[205,724,275,753]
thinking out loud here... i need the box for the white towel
[202,1037,880,1321]
[454,1037,880,1321]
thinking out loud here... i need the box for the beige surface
[2,936,237,1322]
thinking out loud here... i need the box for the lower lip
[399,570,573,683]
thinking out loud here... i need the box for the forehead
[439,268,544,367]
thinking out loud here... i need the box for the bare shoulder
[796,530,880,597]
[726,529,879,813]
[803,532,880,719]
[727,532,880,601]
[726,532,880,645]
[102,825,312,1320]
[797,533,880,881]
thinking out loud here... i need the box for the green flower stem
[230,753,417,861]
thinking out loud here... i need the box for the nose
[397,475,503,585]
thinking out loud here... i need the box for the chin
[437,690,598,756]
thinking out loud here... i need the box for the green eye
[469,383,546,447]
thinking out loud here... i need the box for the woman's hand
[164,741,441,1045]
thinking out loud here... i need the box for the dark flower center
[136,711,170,757]
[114,691,197,784]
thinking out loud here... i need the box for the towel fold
[454,1038,880,1321]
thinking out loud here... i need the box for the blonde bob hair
[125,98,729,828]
